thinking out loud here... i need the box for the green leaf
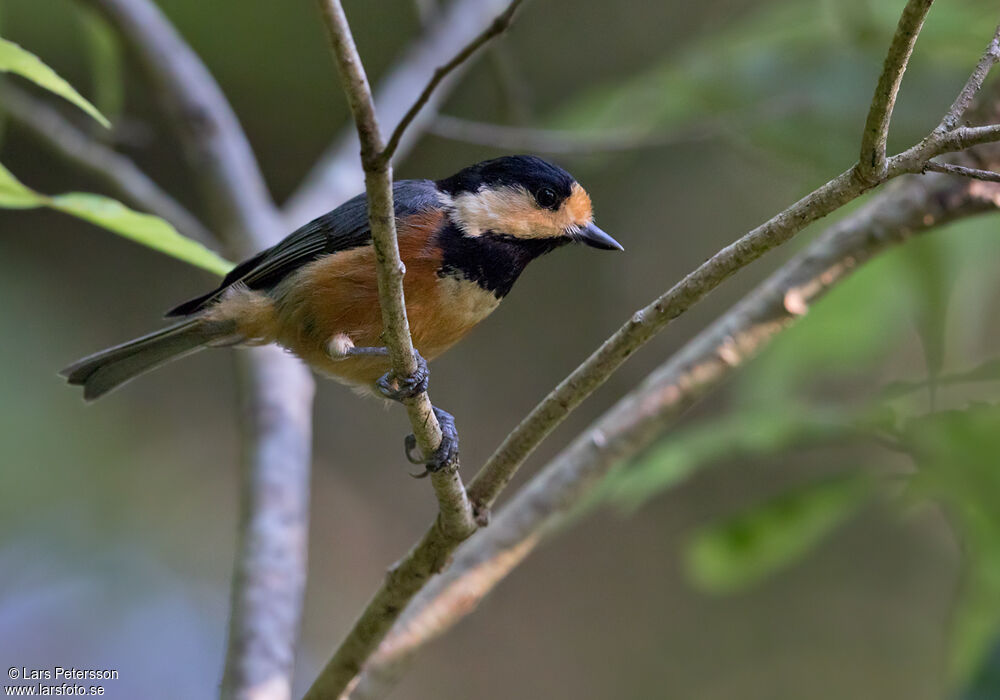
[684,474,872,594]
[0,160,41,207]
[0,36,110,128]
[0,162,231,275]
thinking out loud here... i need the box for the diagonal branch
[379,0,524,163]
[923,160,1000,183]
[466,164,866,511]
[78,3,315,700]
[939,23,1000,131]
[350,132,1000,700]
[0,83,214,245]
[857,0,934,183]
[466,5,1000,515]
[285,0,520,227]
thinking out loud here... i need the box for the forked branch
[305,1,522,697]
[339,7,1000,698]
[857,0,934,183]
[351,112,1000,700]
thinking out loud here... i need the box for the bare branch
[466,165,866,510]
[224,346,314,700]
[1,83,214,246]
[380,0,524,163]
[939,23,1000,131]
[467,11,1000,513]
[307,2,481,695]
[312,0,445,463]
[923,160,1000,183]
[78,3,315,699]
[80,0,281,253]
[351,143,1000,700]
[940,123,1000,152]
[284,0,519,227]
[858,0,934,183]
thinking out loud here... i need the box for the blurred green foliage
[552,0,996,171]
[685,473,874,594]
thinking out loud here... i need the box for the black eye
[536,187,558,208]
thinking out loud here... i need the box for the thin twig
[923,160,1000,183]
[938,24,1000,131]
[284,0,519,227]
[467,164,867,510]
[0,83,214,246]
[80,2,315,699]
[380,0,524,163]
[350,138,1000,700]
[857,0,934,183]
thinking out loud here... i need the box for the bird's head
[435,155,623,251]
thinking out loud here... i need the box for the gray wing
[166,179,440,317]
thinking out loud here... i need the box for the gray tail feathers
[61,319,238,401]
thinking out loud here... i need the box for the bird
[61,155,623,471]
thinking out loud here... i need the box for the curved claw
[404,434,424,464]
[376,349,429,403]
[400,406,459,474]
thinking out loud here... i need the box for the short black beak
[574,222,624,251]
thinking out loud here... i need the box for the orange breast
[267,209,501,389]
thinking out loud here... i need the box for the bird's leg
[374,349,430,402]
[403,406,459,477]
[326,333,429,400]
[327,334,455,474]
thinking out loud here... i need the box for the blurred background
[3,0,1000,697]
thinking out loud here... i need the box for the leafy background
[2,0,1000,698]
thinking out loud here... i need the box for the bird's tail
[61,319,238,401]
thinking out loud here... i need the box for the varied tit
[62,155,623,471]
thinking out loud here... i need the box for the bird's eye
[536,187,558,208]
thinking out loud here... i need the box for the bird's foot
[376,348,429,403]
[403,406,459,478]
